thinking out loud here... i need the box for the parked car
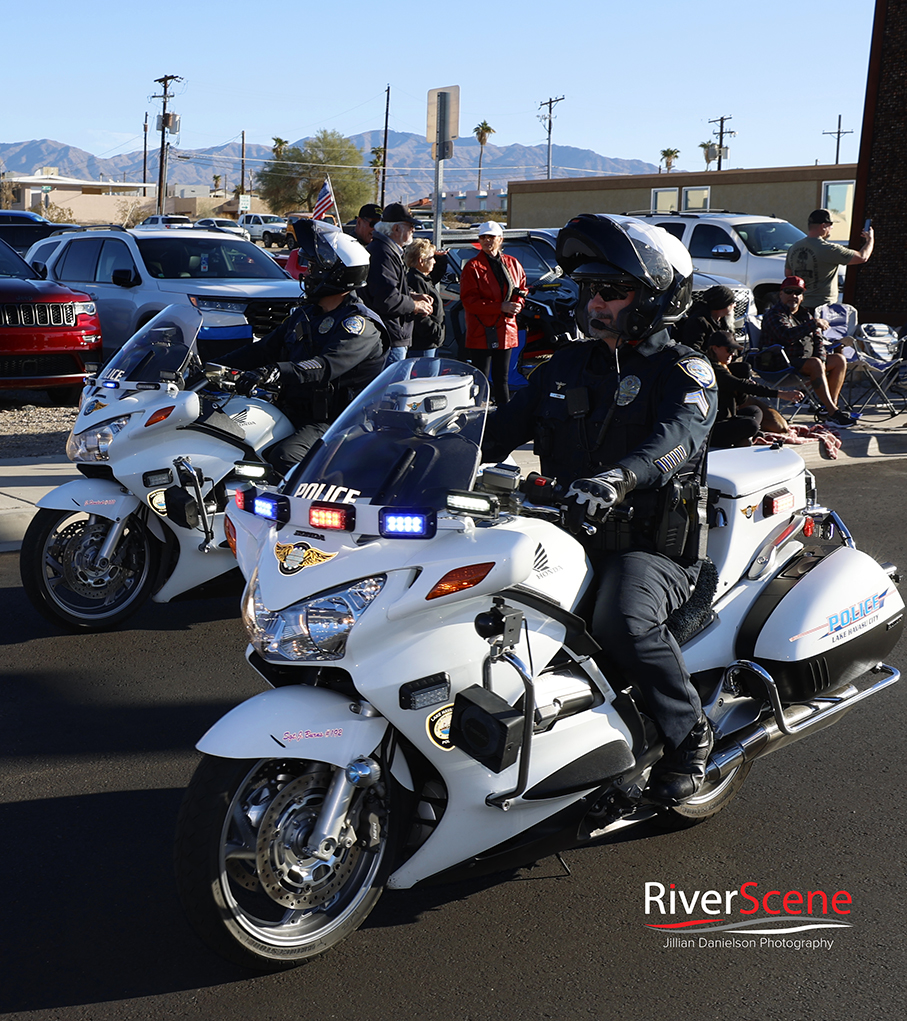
[0,209,82,254]
[134,214,194,230]
[24,227,303,358]
[626,211,805,311]
[194,218,252,242]
[237,213,288,248]
[0,237,101,403]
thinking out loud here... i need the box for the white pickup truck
[237,214,288,248]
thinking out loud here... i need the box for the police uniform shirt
[483,330,718,489]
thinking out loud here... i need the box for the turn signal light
[224,513,237,556]
[426,562,495,600]
[145,406,175,427]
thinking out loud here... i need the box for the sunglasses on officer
[587,281,636,301]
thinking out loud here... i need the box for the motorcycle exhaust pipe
[707,661,899,781]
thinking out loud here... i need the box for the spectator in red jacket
[460,221,526,405]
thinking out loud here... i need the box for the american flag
[312,179,336,220]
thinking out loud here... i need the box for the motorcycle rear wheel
[20,508,162,631]
[174,755,395,971]
[658,761,753,828]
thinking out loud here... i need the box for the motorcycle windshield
[283,358,490,509]
[99,304,204,386]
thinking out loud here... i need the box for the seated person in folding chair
[706,332,803,448]
[760,275,855,428]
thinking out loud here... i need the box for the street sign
[238,195,251,212]
[426,86,460,143]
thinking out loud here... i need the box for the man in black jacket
[484,214,718,805]
[225,222,385,474]
[362,202,432,363]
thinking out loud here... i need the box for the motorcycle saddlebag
[735,545,904,703]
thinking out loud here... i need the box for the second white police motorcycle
[174,358,902,970]
[20,304,294,630]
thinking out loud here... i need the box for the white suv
[237,214,288,248]
[25,227,303,357]
[630,211,805,311]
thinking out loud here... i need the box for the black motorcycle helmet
[556,213,693,343]
[294,219,369,300]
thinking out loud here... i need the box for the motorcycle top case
[736,544,904,702]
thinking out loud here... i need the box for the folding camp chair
[840,334,907,418]
[744,344,824,421]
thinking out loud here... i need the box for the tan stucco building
[508,164,858,242]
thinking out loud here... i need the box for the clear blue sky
[1,0,875,176]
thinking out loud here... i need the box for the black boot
[646,716,714,806]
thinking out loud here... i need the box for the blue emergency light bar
[378,508,437,539]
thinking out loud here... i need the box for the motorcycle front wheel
[174,755,397,971]
[20,508,163,631]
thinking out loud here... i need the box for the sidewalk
[3,413,907,553]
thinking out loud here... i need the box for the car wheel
[262,232,273,248]
[45,385,84,407]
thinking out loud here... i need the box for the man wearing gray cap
[785,209,874,311]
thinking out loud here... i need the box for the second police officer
[225,221,387,475]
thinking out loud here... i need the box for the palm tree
[369,146,385,201]
[212,173,222,194]
[660,148,680,173]
[474,120,496,192]
[271,137,289,161]
[699,141,715,170]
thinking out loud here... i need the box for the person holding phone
[784,208,874,312]
[460,221,527,405]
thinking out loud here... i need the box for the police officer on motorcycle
[483,213,718,804]
[225,220,386,475]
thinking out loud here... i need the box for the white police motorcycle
[20,304,294,631]
[174,357,902,970]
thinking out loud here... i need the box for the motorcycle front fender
[36,477,166,542]
[196,685,389,766]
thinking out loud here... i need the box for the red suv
[0,238,101,403]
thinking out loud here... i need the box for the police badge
[318,317,335,334]
[617,375,642,406]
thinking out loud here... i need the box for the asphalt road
[1,461,905,1021]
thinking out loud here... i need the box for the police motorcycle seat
[665,556,718,646]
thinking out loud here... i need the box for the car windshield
[136,236,288,280]
[261,216,284,224]
[283,359,489,509]
[0,240,38,279]
[99,304,203,385]
[733,221,805,256]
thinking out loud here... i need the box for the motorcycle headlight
[66,415,132,462]
[242,570,386,662]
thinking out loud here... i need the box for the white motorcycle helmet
[294,219,369,299]
[556,213,694,343]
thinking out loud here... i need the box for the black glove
[566,466,637,523]
[234,364,280,396]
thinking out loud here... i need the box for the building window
[651,188,678,213]
[822,180,855,241]
[682,186,710,211]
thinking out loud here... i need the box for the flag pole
[326,173,340,225]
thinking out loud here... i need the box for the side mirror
[111,268,139,288]
[710,244,739,261]
[32,261,48,279]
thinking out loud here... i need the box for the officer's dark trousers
[265,422,329,476]
[590,550,702,750]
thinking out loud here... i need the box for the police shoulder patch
[678,356,716,388]
[342,315,366,335]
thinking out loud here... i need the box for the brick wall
[849,0,907,325]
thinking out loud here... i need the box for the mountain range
[0,131,657,206]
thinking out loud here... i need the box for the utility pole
[152,74,182,214]
[822,114,853,164]
[241,130,246,196]
[538,96,565,179]
[381,85,390,206]
[143,112,148,185]
[708,115,735,170]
